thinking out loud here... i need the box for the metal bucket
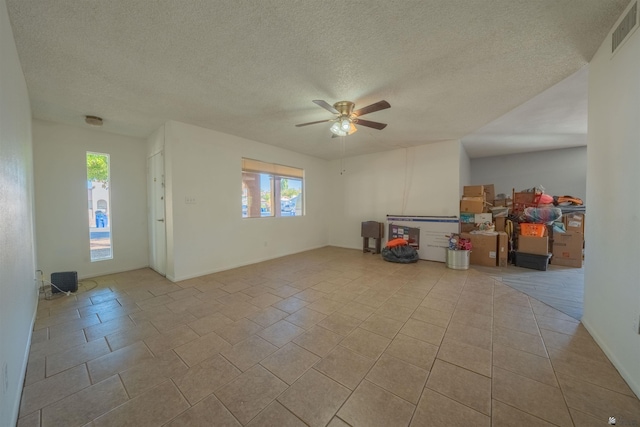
[446,249,470,270]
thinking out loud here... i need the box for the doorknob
[157,219,165,222]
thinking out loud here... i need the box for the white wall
[147,125,164,157]
[459,144,471,191]
[470,147,587,201]
[162,121,330,281]
[0,0,38,424]
[583,1,640,397]
[33,120,149,279]
[327,140,463,249]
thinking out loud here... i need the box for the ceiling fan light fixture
[296,99,389,137]
[330,122,347,136]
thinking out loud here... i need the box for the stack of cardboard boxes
[510,209,584,269]
[514,224,552,270]
[459,185,508,268]
[492,196,512,232]
[551,213,585,267]
[460,184,494,214]
[459,184,584,270]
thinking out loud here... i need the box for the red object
[539,194,554,204]
[459,239,472,250]
[386,238,408,248]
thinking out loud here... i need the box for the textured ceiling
[6,0,628,160]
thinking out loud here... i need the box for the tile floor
[17,247,640,426]
[475,263,585,320]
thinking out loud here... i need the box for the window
[87,152,112,261]
[242,158,304,218]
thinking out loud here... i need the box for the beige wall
[583,0,640,397]
[0,0,38,424]
[162,121,330,281]
[327,140,464,249]
[32,120,149,279]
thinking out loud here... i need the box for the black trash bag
[381,245,420,263]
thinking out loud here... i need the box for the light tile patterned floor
[18,247,640,426]
[475,264,585,320]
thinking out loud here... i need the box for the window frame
[87,151,113,262]
[241,158,304,219]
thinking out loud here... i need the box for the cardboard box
[461,232,497,267]
[493,197,513,209]
[552,231,583,268]
[495,217,506,232]
[460,212,475,224]
[460,223,476,233]
[475,213,492,224]
[483,184,495,205]
[518,235,549,255]
[460,197,485,213]
[463,185,485,197]
[564,213,585,233]
[497,231,508,267]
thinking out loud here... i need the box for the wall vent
[612,2,637,53]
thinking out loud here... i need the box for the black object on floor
[50,271,78,293]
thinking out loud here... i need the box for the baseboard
[168,244,330,282]
[9,298,38,426]
[581,317,640,398]
[328,244,361,251]
[78,264,150,281]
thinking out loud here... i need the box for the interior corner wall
[32,120,149,279]
[162,121,330,281]
[582,2,640,397]
[470,147,587,201]
[0,0,38,424]
[327,140,463,249]
[147,125,165,157]
[459,144,471,192]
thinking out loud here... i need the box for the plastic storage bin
[520,223,545,237]
[514,252,551,271]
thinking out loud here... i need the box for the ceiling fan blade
[312,100,339,114]
[295,119,332,127]
[355,118,387,130]
[352,100,390,117]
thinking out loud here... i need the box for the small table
[361,221,384,254]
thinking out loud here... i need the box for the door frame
[147,150,166,276]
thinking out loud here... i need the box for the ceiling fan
[295,100,391,137]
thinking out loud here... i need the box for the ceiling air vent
[612,2,637,53]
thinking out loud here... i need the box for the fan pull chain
[340,136,346,175]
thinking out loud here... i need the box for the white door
[148,151,166,275]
